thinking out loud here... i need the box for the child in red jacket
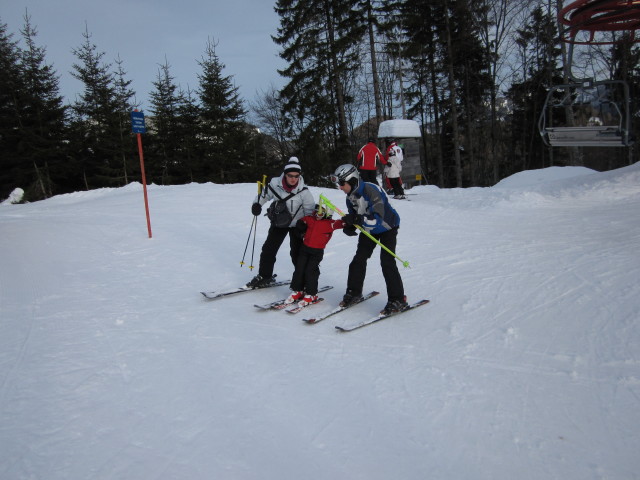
[285,204,345,306]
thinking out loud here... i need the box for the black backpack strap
[267,183,306,202]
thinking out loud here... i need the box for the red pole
[136,132,153,238]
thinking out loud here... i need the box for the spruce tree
[0,20,25,199]
[148,59,184,184]
[175,86,202,183]
[69,25,121,189]
[113,54,138,185]
[273,0,365,167]
[196,38,246,183]
[19,13,67,199]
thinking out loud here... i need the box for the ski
[200,278,290,300]
[285,297,325,314]
[302,291,380,324]
[254,286,333,310]
[335,299,430,332]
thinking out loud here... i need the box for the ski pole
[257,175,267,196]
[240,215,257,268]
[251,176,267,270]
[249,213,258,270]
[241,176,267,268]
[319,194,411,268]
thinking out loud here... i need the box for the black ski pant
[388,176,404,196]
[358,169,379,185]
[290,245,324,295]
[258,225,302,279]
[347,227,404,302]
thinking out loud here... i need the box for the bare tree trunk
[444,0,463,187]
[428,48,445,187]
[33,162,49,199]
[324,1,349,149]
[366,0,383,122]
[554,0,583,166]
[395,40,407,119]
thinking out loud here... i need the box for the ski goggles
[329,174,346,186]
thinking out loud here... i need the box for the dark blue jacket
[346,182,400,234]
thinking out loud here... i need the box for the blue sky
[2,0,286,109]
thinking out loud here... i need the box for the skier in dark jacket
[330,163,408,314]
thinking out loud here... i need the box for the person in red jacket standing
[356,137,386,185]
[284,204,345,306]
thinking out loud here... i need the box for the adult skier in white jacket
[247,157,315,288]
[384,139,406,199]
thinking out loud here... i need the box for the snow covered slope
[1,164,639,479]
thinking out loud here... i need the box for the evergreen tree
[112,54,138,185]
[274,0,366,167]
[401,0,446,185]
[148,59,184,184]
[400,0,491,187]
[196,38,247,183]
[447,0,492,186]
[358,0,385,123]
[175,86,202,182]
[0,15,66,200]
[69,25,121,189]
[19,13,67,199]
[0,20,25,199]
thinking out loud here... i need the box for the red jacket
[357,142,385,170]
[300,216,345,249]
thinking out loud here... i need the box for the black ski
[335,299,430,332]
[254,285,333,310]
[201,277,290,300]
[302,291,380,324]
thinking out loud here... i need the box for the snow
[377,119,422,138]
[1,164,640,479]
[1,188,25,205]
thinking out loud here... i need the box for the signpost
[131,110,152,238]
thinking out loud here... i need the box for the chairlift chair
[538,0,639,148]
[538,79,633,147]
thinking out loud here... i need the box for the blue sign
[131,111,146,134]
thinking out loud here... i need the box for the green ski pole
[319,194,411,268]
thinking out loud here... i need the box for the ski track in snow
[1,165,640,479]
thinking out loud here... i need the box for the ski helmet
[315,202,334,219]
[330,164,359,189]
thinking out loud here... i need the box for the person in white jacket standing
[384,139,406,199]
[247,157,316,288]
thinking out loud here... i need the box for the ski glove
[295,219,307,238]
[342,213,363,227]
[343,225,358,236]
[251,202,262,216]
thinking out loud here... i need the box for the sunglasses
[329,174,346,186]
[286,173,300,179]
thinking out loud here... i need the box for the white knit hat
[283,157,301,174]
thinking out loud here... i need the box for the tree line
[2,1,639,202]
